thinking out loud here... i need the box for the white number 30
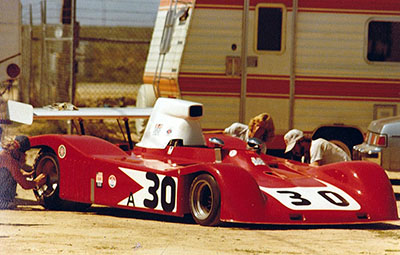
[260,181,361,211]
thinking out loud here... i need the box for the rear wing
[33,106,153,120]
[2,100,152,124]
[0,100,33,125]
[3,101,153,151]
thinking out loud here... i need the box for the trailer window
[367,21,400,62]
[256,5,285,53]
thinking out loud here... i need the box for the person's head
[284,129,307,157]
[248,113,275,143]
[2,135,30,155]
[14,136,31,153]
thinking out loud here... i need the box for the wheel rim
[35,155,59,198]
[191,180,213,220]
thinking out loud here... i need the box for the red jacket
[0,150,36,189]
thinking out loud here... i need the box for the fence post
[69,0,77,105]
[40,0,47,105]
[28,4,33,104]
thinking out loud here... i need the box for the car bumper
[353,143,382,165]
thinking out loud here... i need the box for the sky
[19,0,160,27]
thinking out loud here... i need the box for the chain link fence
[20,0,157,107]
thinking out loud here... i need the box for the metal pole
[28,4,33,103]
[65,0,77,135]
[239,0,249,123]
[69,0,77,105]
[40,0,47,105]
[288,0,298,130]
[17,1,23,102]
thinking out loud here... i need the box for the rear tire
[33,151,90,211]
[189,174,221,226]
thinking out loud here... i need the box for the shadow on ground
[84,205,400,231]
[13,190,400,230]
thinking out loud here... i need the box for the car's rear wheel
[189,174,221,226]
[33,151,90,210]
[33,151,63,209]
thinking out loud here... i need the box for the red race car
[29,98,398,226]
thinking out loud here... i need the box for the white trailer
[0,1,21,128]
[0,1,21,84]
[138,0,400,152]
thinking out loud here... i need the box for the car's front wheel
[189,174,221,226]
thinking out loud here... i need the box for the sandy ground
[0,186,399,255]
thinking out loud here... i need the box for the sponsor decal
[152,123,163,136]
[96,172,103,188]
[58,145,66,159]
[108,175,117,188]
[251,157,266,166]
[229,150,237,157]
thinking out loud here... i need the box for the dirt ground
[0,187,399,255]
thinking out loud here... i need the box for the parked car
[27,98,399,225]
[353,116,400,186]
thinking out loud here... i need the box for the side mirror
[208,137,224,148]
[247,137,263,152]
[209,137,224,163]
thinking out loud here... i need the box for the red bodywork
[29,133,398,225]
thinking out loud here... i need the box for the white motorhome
[138,0,400,152]
[0,1,21,127]
[0,1,21,85]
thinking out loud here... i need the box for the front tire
[189,174,221,226]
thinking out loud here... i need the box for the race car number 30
[118,167,178,213]
[260,181,361,211]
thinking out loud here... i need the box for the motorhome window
[257,7,283,51]
[367,21,400,62]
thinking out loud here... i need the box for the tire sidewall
[33,151,63,209]
[189,174,221,226]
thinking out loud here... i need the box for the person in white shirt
[284,129,351,166]
[224,113,275,154]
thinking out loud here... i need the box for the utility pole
[40,0,46,105]
[239,0,249,124]
[61,0,77,104]
[61,0,77,134]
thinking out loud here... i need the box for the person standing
[284,129,351,166]
[0,136,46,209]
[224,113,275,154]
